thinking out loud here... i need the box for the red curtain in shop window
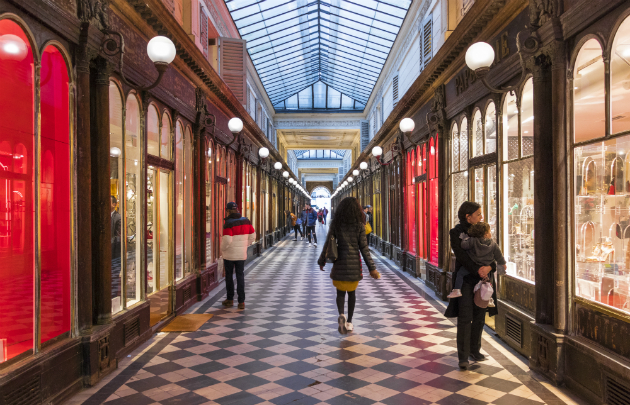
[40,45,71,343]
[406,150,416,255]
[0,19,35,362]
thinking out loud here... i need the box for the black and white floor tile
[67,227,578,405]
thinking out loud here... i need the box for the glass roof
[295,149,347,159]
[273,81,364,111]
[225,0,412,109]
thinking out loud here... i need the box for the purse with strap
[325,231,338,263]
[365,222,373,235]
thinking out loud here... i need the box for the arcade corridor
[67,233,580,405]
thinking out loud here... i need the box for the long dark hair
[457,201,481,224]
[329,197,364,234]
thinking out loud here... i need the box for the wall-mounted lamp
[102,33,176,90]
[274,162,283,170]
[359,162,368,170]
[465,36,536,93]
[282,171,289,178]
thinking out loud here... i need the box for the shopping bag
[365,222,373,235]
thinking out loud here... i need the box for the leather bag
[325,232,338,263]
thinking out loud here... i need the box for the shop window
[472,109,483,157]
[503,90,519,160]
[40,45,71,343]
[1,21,75,363]
[521,79,534,156]
[573,39,605,143]
[407,150,416,255]
[109,81,124,314]
[175,121,184,280]
[205,140,213,263]
[460,117,468,170]
[572,18,630,312]
[452,123,459,172]
[147,105,159,156]
[184,126,193,277]
[503,79,535,283]
[485,102,497,154]
[429,137,439,264]
[161,112,172,160]
[612,19,630,135]
[124,93,141,306]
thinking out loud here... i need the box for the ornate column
[76,23,94,333]
[194,88,207,272]
[90,56,113,326]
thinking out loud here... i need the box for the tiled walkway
[68,224,578,405]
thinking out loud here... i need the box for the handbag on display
[365,222,373,235]
[325,233,338,263]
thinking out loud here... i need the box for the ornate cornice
[274,120,362,129]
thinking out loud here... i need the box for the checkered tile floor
[70,229,570,405]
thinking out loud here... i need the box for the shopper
[221,202,256,310]
[304,203,318,246]
[300,206,308,240]
[444,201,496,370]
[448,221,505,308]
[317,209,324,226]
[323,206,328,225]
[292,210,303,241]
[319,197,380,334]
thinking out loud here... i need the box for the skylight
[294,149,347,159]
[273,81,365,111]
[225,0,412,110]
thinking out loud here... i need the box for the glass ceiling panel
[225,0,411,109]
[294,149,347,159]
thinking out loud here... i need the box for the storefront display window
[485,102,497,154]
[429,137,439,264]
[473,109,483,157]
[184,126,193,277]
[407,149,416,254]
[124,93,141,306]
[147,106,159,156]
[574,39,604,144]
[573,23,630,313]
[417,145,426,259]
[175,121,184,281]
[206,141,213,263]
[451,122,468,227]
[503,78,535,283]
[109,82,124,314]
[1,20,72,362]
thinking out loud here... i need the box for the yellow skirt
[332,280,360,292]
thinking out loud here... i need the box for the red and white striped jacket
[221,213,256,261]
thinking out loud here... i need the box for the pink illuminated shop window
[407,150,416,255]
[40,45,71,343]
[429,136,439,264]
[0,19,35,362]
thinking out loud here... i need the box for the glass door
[147,167,173,326]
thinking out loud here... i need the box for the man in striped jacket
[221,202,255,310]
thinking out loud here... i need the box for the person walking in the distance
[319,197,380,334]
[304,202,318,247]
[291,210,303,241]
[221,202,255,310]
[300,205,309,241]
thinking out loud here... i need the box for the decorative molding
[79,0,110,29]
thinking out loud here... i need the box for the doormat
[160,314,214,332]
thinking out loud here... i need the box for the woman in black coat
[444,201,496,370]
[318,197,380,334]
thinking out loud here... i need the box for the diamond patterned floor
[69,226,572,405]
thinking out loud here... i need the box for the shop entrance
[147,167,173,326]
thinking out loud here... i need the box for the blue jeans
[224,259,245,303]
[454,267,470,290]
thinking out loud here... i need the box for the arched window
[109,81,124,313]
[502,78,535,283]
[147,105,160,156]
[472,109,483,157]
[161,112,172,160]
[1,20,74,362]
[485,102,497,154]
[574,39,605,142]
[124,93,141,306]
[175,120,184,281]
[460,117,468,170]
[205,139,214,263]
[184,126,193,278]
[429,136,439,264]
[452,123,459,172]
[612,20,630,135]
